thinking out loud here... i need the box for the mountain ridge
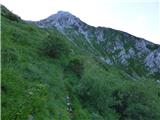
[34,11,160,76]
[36,11,159,44]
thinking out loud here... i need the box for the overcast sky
[1,0,160,44]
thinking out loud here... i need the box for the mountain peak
[37,10,82,29]
[47,10,76,20]
[56,10,73,16]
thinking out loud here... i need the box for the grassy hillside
[1,6,160,120]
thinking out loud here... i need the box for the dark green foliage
[1,5,21,22]
[111,83,160,120]
[1,48,18,64]
[67,56,84,78]
[70,59,160,119]
[146,44,159,51]
[41,33,70,58]
[124,58,149,77]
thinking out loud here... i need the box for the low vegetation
[41,30,70,58]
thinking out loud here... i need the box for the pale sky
[1,0,160,44]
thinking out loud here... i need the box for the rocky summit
[35,11,160,76]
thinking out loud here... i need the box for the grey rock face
[28,115,33,120]
[128,48,135,57]
[38,11,80,29]
[135,39,151,55]
[37,11,86,33]
[156,80,160,84]
[95,27,105,43]
[100,57,113,64]
[118,50,128,64]
[144,48,160,73]
[114,41,124,51]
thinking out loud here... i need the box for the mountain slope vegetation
[1,5,160,120]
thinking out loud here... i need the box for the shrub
[42,33,70,58]
[110,82,160,120]
[146,44,159,51]
[70,59,160,119]
[68,57,84,78]
[1,48,18,64]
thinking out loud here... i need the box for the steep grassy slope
[2,10,71,120]
[1,6,160,120]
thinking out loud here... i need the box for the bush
[70,59,160,119]
[1,48,18,64]
[110,83,160,120]
[42,33,70,58]
[68,57,84,78]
